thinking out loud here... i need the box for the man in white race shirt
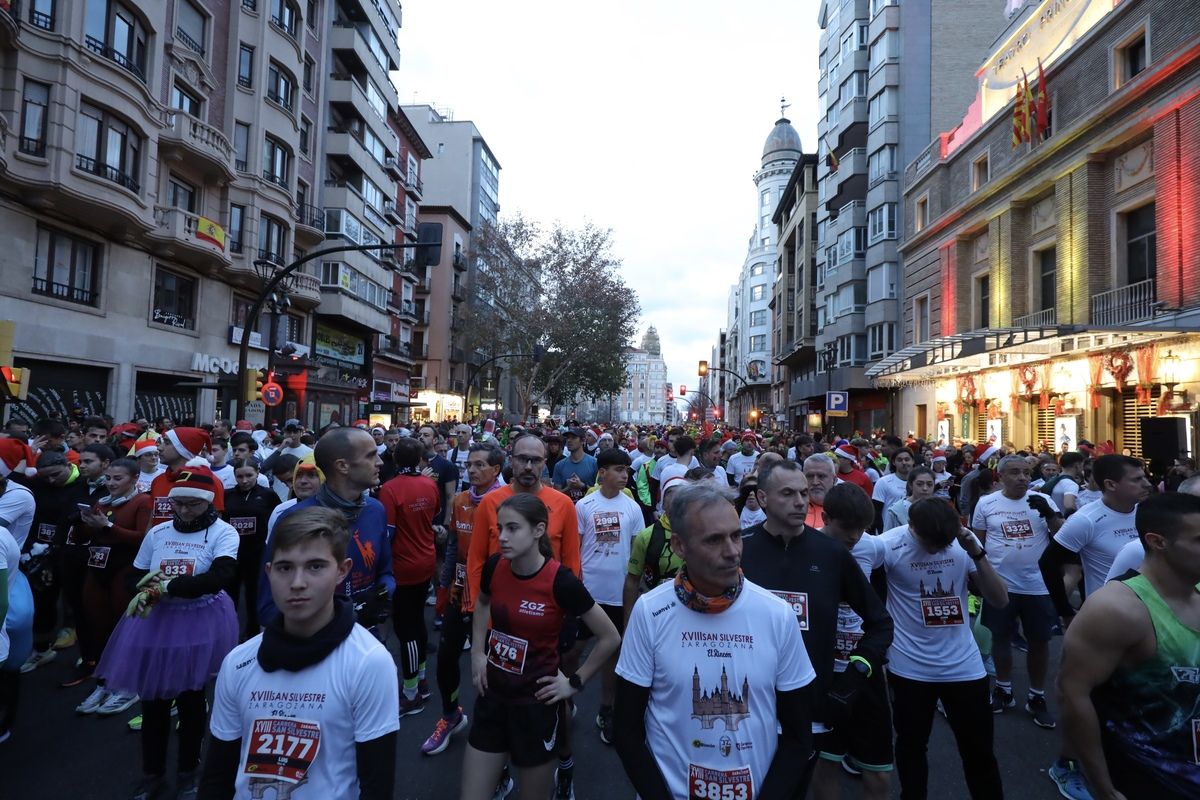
[971,455,1063,728]
[1048,452,1086,515]
[201,505,399,799]
[870,449,914,528]
[1105,473,1200,582]
[613,481,816,800]
[878,498,1008,800]
[724,433,759,487]
[572,447,645,744]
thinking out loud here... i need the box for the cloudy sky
[396,1,822,395]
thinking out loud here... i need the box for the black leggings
[888,673,1002,800]
[392,581,429,682]
[231,540,262,638]
[436,605,471,715]
[142,690,207,776]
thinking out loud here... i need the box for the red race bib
[688,764,753,800]
[770,590,809,630]
[593,512,622,545]
[1000,519,1034,540]
[921,596,965,626]
[834,630,864,667]
[159,558,196,578]
[486,629,529,675]
[230,517,257,536]
[244,718,321,783]
[153,496,173,519]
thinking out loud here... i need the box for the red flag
[1036,59,1049,140]
[1012,77,1026,148]
[1023,70,1035,142]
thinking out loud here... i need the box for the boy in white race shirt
[572,447,645,744]
[878,498,1009,800]
[613,481,816,800]
[200,506,399,799]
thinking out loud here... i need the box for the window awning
[865,325,1197,386]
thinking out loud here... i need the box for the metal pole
[265,302,279,429]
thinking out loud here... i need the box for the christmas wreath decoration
[1017,364,1039,395]
[1104,351,1134,389]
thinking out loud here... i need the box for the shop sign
[229,326,310,357]
[191,352,265,375]
[243,401,266,426]
[314,324,366,368]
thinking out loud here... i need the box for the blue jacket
[256,495,395,626]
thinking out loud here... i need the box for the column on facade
[954,234,974,333]
[1154,94,1200,311]
[1054,158,1107,326]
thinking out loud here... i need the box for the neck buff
[469,479,502,505]
[258,595,355,672]
[98,490,136,508]
[317,483,365,525]
[674,565,744,614]
[174,505,220,533]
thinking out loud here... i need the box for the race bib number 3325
[688,764,752,800]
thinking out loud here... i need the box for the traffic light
[243,367,269,403]
[1,366,29,401]
[679,385,687,396]
[698,360,708,377]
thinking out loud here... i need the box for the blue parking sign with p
[826,391,848,417]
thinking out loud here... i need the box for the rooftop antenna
[780,96,791,118]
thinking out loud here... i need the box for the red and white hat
[740,431,757,442]
[931,450,947,463]
[834,443,860,461]
[167,465,220,504]
[133,440,160,458]
[163,427,211,461]
[0,438,36,478]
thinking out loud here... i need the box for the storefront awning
[866,325,1199,386]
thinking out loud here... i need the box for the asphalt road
[6,611,1066,799]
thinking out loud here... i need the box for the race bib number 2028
[689,764,752,800]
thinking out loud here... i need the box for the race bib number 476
[487,629,529,675]
[244,718,321,783]
[689,764,752,800]
[921,596,965,626]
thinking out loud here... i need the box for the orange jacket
[465,484,581,612]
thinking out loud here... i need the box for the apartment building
[574,328,670,425]
[810,0,1005,435]
[877,0,1200,458]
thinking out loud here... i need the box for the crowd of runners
[0,411,1197,799]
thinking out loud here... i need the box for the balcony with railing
[1090,279,1156,326]
[396,299,418,320]
[290,270,322,306]
[28,3,51,30]
[379,335,415,362]
[174,26,204,56]
[450,347,466,364]
[452,250,467,271]
[84,36,146,83]
[148,206,232,270]
[451,280,466,301]
[31,277,98,307]
[1014,307,1056,328]
[160,111,235,181]
[295,202,326,244]
[414,272,431,293]
[75,154,139,193]
[404,173,423,199]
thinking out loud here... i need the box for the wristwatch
[970,548,988,561]
[568,673,584,691]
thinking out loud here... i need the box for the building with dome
[719,116,802,427]
[572,327,671,424]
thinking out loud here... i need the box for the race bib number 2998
[689,764,752,800]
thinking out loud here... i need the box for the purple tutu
[95,592,237,700]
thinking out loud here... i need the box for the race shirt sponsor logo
[487,629,529,675]
[688,764,752,800]
[244,718,321,783]
[770,590,809,630]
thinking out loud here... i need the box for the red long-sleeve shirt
[378,473,441,587]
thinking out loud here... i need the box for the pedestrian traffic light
[243,368,269,403]
[698,360,708,377]
[0,365,29,401]
[679,385,687,396]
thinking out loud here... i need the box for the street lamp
[749,408,759,429]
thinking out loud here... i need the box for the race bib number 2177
[244,718,321,783]
[689,764,752,800]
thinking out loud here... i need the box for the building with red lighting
[876,0,1200,459]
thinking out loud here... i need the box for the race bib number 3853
[688,764,752,800]
[244,718,321,783]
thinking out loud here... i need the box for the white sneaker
[19,647,56,674]
[96,692,139,716]
[462,637,471,652]
[76,686,111,714]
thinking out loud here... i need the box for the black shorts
[814,669,893,771]
[576,603,624,639]
[981,592,1056,643]
[467,693,562,768]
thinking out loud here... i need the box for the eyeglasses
[512,455,546,466]
[170,498,208,510]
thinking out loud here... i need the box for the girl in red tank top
[461,494,621,800]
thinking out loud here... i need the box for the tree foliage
[463,215,640,419]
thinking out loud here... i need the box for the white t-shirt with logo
[1054,499,1139,597]
[1050,476,1081,510]
[971,491,1058,595]
[575,490,645,606]
[0,482,36,549]
[616,579,815,800]
[134,518,240,579]
[872,473,907,512]
[725,452,758,485]
[878,525,985,682]
[831,532,886,673]
[209,623,399,798]
[136,465,168,495]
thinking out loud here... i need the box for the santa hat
[110,422,139,440]
[167,464,219,504]
[740,432,757,442]
[834,443,859,461]
[0,438,37,478]
[977,445,1000,464]
[599,432,614,443]
[163,427,211,461]
[133,440,160,458]
[931,450,947,464]
[234,420,253,431]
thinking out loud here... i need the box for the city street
[7,606,1064,799]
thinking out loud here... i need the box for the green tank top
[1091,573,1200,794]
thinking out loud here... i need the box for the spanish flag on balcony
[196,217,226,251]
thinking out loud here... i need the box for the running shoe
[553,767,575,800]
[399,692,426,717]
[97,691,140,716]
[420,708,467,755]
[130,773,167,800]
[127,714,142,732]
[77,686,111,714]
[60,660,96,688]
[53,627,77,650]
[491,772,515,800]
[1048,758,1093,800]
[418,678,431,699]
[463,636,471,651]
[990,686,1015,714]
[1025,694,1056,729]
[596,705,614,745]
[175,770,199,800]
[19,647,56,673]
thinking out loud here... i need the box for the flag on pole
[1011,76,1027,148]
[1023,69,1036,142]
[1035,59,1049,141]
[825,136,839,172]
[195,217,226,250]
